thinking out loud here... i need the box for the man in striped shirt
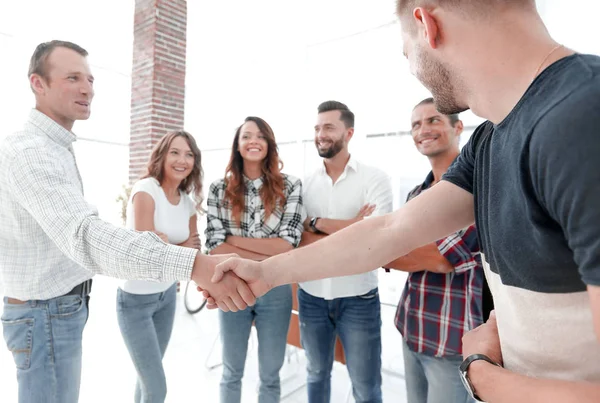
[0,40,254,403]
[385,98,485,403]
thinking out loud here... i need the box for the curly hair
[142,130,204,213]
[223,117,285,225]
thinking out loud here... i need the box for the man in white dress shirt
[0,40,253,403]
[299,101,393,403]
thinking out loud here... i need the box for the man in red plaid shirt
[385,98,487,403]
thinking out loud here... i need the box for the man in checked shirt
[384,98,488,403]
[0,41,254,403]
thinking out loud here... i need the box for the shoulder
[132,177,161,194]
[530,77,600,166]
[356,161,390,184]
[282,173,301,187]
[208,178,226,195]
[1,130,56,160]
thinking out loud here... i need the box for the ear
[30,74,47,96]
[414,7,440,49]
[453,120,464,136]
[346,127,355,142]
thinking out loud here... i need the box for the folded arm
[226,236,293,256]
[210,242,269,261]
[263,180,475,287]
[384,243,453,273]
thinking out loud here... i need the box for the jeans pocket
[54,296,84,318]
[1,317,34,370]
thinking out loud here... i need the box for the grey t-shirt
[443,54,600,381]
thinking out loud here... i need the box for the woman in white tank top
[116,130,204,403]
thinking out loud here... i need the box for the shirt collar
[421,156,460,190]
[421,171,435,190]
[318,154,358,175]
[28,108,77,149]
[243,175,263,190]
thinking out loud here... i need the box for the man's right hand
[356,203,376,220]
[179,232,201,249]
[190,254,256,312]
[212,257,272,299]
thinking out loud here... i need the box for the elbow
[280,243,294,254]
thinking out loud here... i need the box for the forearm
[74,216,197,282]
[385,243,453,272]
[263,181,474,287]
[226,236,293,256]
[469,361,600,403]
[299,232,327,247]
[314,217,359,235]
[210,243,269,261]
[384,255,428,272]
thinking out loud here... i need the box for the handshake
[189,254,271,312]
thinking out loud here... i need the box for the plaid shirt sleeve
[436,224,481,274]
[277,176,304,247]
[205,181,228,252]
[7,146,197,282]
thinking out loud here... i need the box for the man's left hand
[462,310,503,365]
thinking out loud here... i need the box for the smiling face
[31,46,94,130]
[411,102,461,157]
[238,120,269,163]
[314,110,352,159]
[162,135,195,183]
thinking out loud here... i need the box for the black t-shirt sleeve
[442,121,491,193]
[530,89,600,286]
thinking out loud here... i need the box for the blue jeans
[298,287,382,403]
[1,294,90,403]
[219,284,292,403]
[116,283,177,403]
[402,340,474,403]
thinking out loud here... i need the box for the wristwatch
[309,216,320,233]
[459,354,501,402]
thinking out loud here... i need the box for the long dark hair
[142,130,204,213]
[224,117,285,225]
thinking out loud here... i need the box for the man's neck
[429,150,460,184]
[456,18,574,124]
[35,105,74,131]
[323,150,350,183]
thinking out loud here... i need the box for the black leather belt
[65,279,93,297]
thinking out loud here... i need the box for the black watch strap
[459,354,501,402]
[309,216,320,232]
[459,354,498,372]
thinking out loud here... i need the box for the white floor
[0,273,409,402]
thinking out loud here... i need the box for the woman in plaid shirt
[205,116,304,403]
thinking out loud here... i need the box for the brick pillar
[129,0,187,184]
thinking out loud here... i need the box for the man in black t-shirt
[208,2,600,402]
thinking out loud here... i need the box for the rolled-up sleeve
[436,225,481,274]
[204,181,227,252]
[277,177,304,248]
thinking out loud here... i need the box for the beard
[316,137,345,159]
[415,45,468,115]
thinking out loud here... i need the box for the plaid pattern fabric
[205,174,304,251]
[395,171,485,357]
[0,109,197,300]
